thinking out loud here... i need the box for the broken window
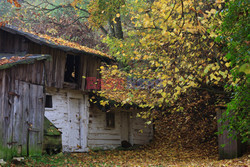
[106,112,115,128]
[64,55,80,83]
[45,95,53,108]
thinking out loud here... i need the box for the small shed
[0,54,51,160]
[0,25,153,157]
[216,106,247,159]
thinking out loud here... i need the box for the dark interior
[64,55,80,83]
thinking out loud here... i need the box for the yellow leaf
[210,9,217,14]
[138,8,144,13]
[161,92,167,98]
[175,67,179,72]
[167,80,173,85]
[225,62,230,67]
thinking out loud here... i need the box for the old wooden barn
[0,25,153,159]
[0,54,51,160]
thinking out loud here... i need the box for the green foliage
[216,0,249,143]
[103,35,139,70]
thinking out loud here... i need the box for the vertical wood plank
[216,107,242,159]
[81,55,87,91]
[28,83,44,156]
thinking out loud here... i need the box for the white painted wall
[45,87,153,152]
[88,106,122,149]
[45,88,89,152]
[88,106,153,150]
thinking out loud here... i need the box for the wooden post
[216,106,244,159]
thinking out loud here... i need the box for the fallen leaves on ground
[0,57,244,166]
[6,90,249,166]
[7,144,249,167]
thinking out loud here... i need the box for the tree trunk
[108,19,115,37]
[114,16,123,39]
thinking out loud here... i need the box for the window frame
[45,94,53,109]
[106,112,115,129]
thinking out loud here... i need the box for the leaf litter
[5,90,250,167]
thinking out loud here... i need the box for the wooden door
[27,84,44,156]
[12,80,44,156]
[68,96,88,151]
[121,112,130,142]
[69,98,81,150]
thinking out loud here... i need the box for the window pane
[45,95,53,108]
[106,112,115,128]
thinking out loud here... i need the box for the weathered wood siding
[0,70,11,159]
[0,29,102,91]
[13,81,44,157]
[44,88,89,152]
[216,107,244,159]
[0,29,28,53]
[28,43,67,88]
[0,62,45,159]
[0,61,46,161]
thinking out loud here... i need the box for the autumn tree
[85,0,240,137]
[89,0,249,143]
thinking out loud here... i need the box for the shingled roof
[0,25,112,61]
[0,54,51,70]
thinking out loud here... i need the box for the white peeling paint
[45,87,153,152]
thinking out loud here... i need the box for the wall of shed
[44,88,153,152]
[88,106,153,150]
[88,106,122,149]
[28,44,67,88]
[0,29,102,91]
[0,62,45,160]
[0,29,28,53]
[44,88,89,152]
[0,70,11,160]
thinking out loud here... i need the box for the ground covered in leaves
[5,90,249,166]
[6,145,249,166]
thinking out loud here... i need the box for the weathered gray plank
[28,83,44,156]
[216,107,243,159]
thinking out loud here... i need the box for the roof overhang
[0,53,51,70]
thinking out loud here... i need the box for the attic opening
[64,55,80,83]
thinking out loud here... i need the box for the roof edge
[0,54,51,70]
[0,25,113,62]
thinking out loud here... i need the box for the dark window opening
[106,112,115,128]
[45,95,53,108]
[64,55,80,83]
